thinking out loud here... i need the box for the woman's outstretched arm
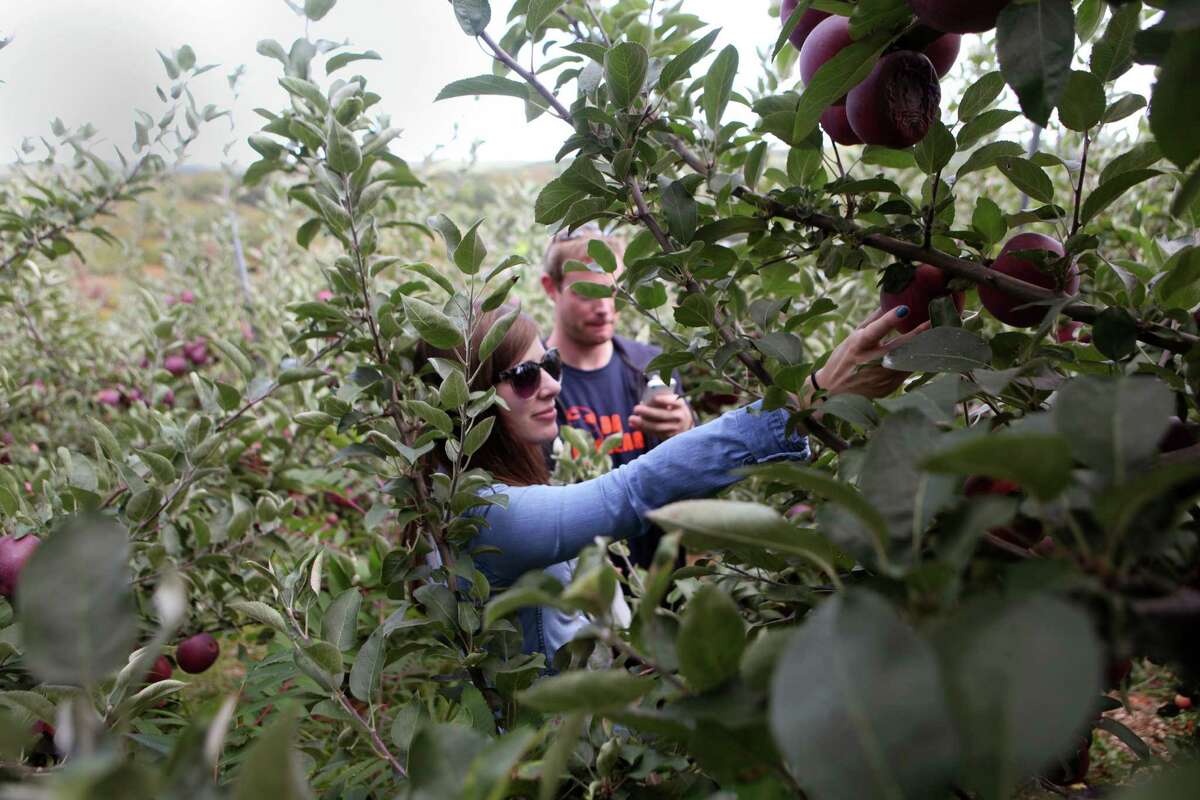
[471,402,808,583]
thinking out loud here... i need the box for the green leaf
[702,44,739,131]
[1154,247,1200,309]
[479,306,520,363]
[1081,169,1162,227]
[277,367,326,386]
[956,109,1021,150]
[997,156,1054,203]
[770,591,960,800]
[436,74,528,101]
[1054,376,1174,485]
[922,432,1074,501]
[526,0,566,35]
[958,71,1006,122]
[463,416,495,457]
[415,583,457,628]
[648,497,852,568]
[586,238,619,272]
[454,220,488,275]
[402,295,464,349]
[1090,2,1140,82]
[325,117,361,174]
[1058,70,1106,131]
[793,33,890,143]
[210,337,255,380]
[1151,32,1200,169]
[233,710,314,800]
[996,0,1075,126]
[677,585,745,693]
[138,450,176,484]
[661,28,720,90]
[125,486,162,523]
[604,41,649,109]
[18,516,137,686]
[882,326,992,373]
[229,600,288,633]
[439,369,469,409]
[570,280,614,299]
[774,0,813,57]
[451,0,491,36]
[303,0,336,21]
[1092,306,1138,360]
[325,49,382,74]
[517,669,653,712]
[321,589,361,651]
[913,120,955,175]
[972,197,1008,244]
[406,400,454,436]
[533,177,582,225]
[661,179,698,243]
[1173,163,1200,220]
[539,713,586,800]
[936,594,1103,800]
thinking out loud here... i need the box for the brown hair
[542,229,626,286]
[415,303,551,487]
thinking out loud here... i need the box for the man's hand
[630,393,694,438]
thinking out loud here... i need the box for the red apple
[924,33,961,78]
[164,354,190,377]
[1054,321,1083,343]
[820,105,863,146]
[879,263,964,333]
[184,337,209,367]
[846,51,941,148]
[148,655,174,683]
[0,535,40,600]
[781,0,831,52]
[1159,417,1198,453]
[978,233,1077,329]
[316,289,334,302]
[799,15,854,104]
[179,290,196,304]
[1176,694,1193,710]
[908,0,1013,34]
[97,388,123,407]
[177,633,219,674]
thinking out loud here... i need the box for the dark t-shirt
[557,356,651,470]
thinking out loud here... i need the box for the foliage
[3,0,1200,798]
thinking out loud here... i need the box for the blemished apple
[0,534,40,600]
[177,633,220,674]
[780,0,830,52]
[978,233,1078,328]
[879,263,964,333]
[908,0,1013,34]
[845,51,941,148]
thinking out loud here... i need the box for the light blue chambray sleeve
[471,402,809,584]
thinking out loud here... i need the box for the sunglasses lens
[511,364,541,398]
[544,349,562,381]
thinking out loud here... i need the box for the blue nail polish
[896,306,910,318]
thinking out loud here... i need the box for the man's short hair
[542,225,626,286]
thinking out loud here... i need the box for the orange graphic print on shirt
[563,405,646,457]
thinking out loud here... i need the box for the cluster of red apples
[783,0,1012,148]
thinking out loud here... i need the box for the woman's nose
[540,370,561,399]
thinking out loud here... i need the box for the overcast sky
[0,0,790,168]
[0,2,1155,169]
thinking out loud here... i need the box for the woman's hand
[804,306,931,404]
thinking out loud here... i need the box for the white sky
[0,1,1155,169]
[0,0,786,168]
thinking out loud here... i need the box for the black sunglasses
[495,348,562,399]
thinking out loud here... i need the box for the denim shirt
[470,402,810,664]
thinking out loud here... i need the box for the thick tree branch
[661,133,1198,355]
